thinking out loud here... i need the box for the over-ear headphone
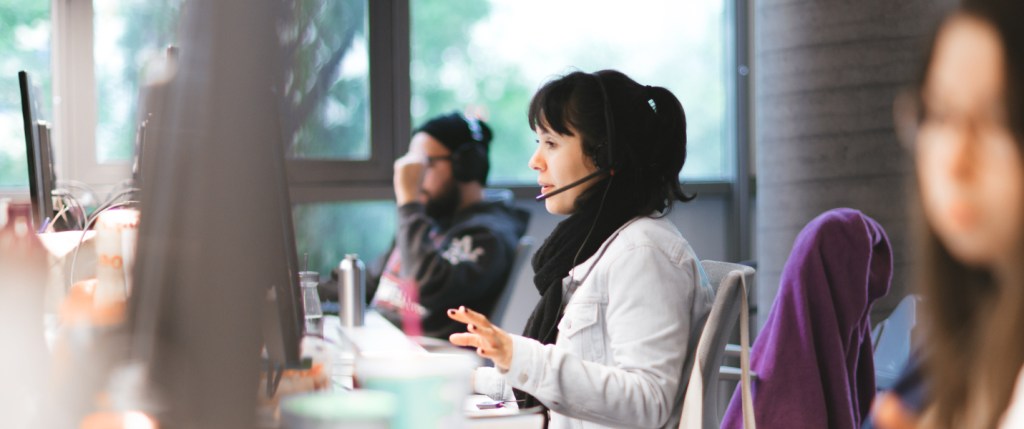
[450,115,489,184]
[451,142,488,183]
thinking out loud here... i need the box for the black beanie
[415,112,493,153]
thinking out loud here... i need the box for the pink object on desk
[399,278,422,338]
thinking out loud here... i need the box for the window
[294,0,740,269]
[285,0,380,275]
[280,0,371,161]
[93,0,183,164]
[0,2,51,189]
[410,0,732,183]
[32,0,744,268]
[293,200,397,278]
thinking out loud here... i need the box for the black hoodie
[363,199,529,339]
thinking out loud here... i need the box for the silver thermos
[338,254,366,327]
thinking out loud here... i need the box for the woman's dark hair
[917,1,1024,427]
[527,69,694,218]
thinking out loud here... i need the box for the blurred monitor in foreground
[127,1,303,428]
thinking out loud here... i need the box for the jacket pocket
[557,302,602,360]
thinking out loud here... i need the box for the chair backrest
[873,294,918,391]
[691,260,756,429]
[490,236,534,327]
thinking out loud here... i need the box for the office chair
[872,294,918,391]
[719,208,891,429]
[680,260,757,429]
[489,236,534,328]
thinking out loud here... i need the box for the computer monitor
[18,71,55,229]
[127,2,304,427]
[132,46,178,187]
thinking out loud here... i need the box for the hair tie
[645,85,658,113]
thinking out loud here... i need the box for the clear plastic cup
[355,353,479,429]
[280,390,396,429]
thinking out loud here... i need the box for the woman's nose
[528,146,544,171]
[946,123,978,181]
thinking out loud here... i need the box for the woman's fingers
[446,306,492,327]
[449,332,499,356]
[449,332,483,348]
[450,326,500,349]
[467,322,494,336]
[446,306,513,370]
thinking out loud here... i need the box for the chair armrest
[719,366,758,382]
[724,343,742,359]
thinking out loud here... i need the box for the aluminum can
[338,254,366,327]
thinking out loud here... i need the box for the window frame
[286,0,409,190]
[53,0,132,191]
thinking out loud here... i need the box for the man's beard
[424,180,461,219]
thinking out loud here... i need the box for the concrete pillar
[755,0,956,327]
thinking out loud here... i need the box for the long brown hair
[917,1,1024,427]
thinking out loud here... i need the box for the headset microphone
[534,169,610,201]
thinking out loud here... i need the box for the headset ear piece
[451,142,488,183]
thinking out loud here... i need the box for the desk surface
[328,312,426,356]
[320,313,543,429]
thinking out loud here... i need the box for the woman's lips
[540,185,553,194]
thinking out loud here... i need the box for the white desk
[321,313,543,429]
[327,312,426,356]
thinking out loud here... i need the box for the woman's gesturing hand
[447,306,513,371]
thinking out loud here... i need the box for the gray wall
[498,196,729,335]
[754,0,955,326]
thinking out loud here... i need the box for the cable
[539,177,617,344]
[53,184,91,229]
[66,200,140,292]
[570,175,614,273]
[49,192,75,233]
[57,180,97,208]
[88,188,139,220]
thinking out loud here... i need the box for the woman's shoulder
[616,215,685,242]
[610,216,693,264]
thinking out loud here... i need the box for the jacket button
[519,373,529,384]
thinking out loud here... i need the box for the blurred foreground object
[0,202,50,428]
[94,209,140,307]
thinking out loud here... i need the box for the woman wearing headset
[448,70,713,429]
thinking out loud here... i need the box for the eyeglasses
[893,88,1014,158]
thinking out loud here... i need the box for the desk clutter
[0,197,540,429]
[283,314,543,429]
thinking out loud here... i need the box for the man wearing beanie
[365,112,528,339]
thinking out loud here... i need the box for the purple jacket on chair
[722,208,892,429]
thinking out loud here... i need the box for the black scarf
[517,178,637,410]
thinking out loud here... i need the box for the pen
[37,216,51,234]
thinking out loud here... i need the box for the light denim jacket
[475,215,713,429]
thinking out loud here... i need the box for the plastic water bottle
[337,254,365,327]
[299,271,322,336]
